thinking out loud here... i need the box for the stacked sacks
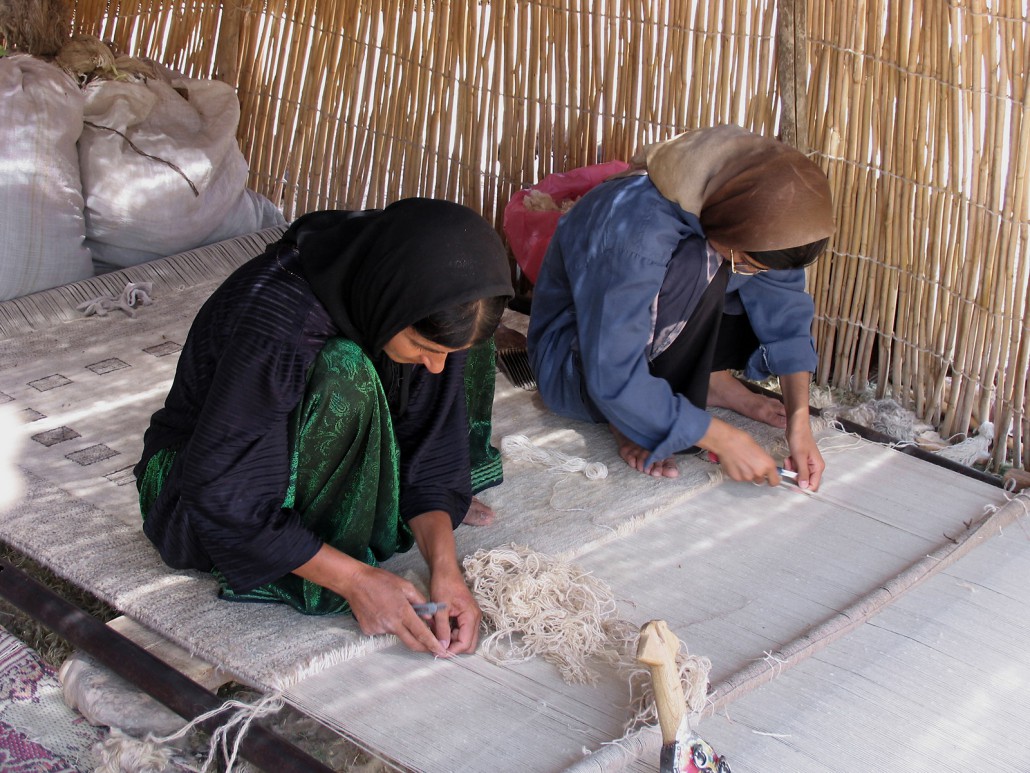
[70,37,286,270]
[0,29,285,298]
[0,53,94,300]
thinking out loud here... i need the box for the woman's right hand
[344,563,453,656]
[699,416,781,486]
[293,545,451,657]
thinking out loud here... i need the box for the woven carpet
[0,230,1027,772]
[0,625,103,772]
[0,230,736,692]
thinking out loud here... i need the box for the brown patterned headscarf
[632,124,834,253]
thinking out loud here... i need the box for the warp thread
[500,434,608,479]
[77,281,154,318]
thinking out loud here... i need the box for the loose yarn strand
[501,434,608,479]
[96,692,285,773]
[77,281,154,318]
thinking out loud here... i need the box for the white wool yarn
[464,544,712,731]
[935,421,994,466]
[77,281,154,317]
[464,544,620,684]
[501,434,608,480]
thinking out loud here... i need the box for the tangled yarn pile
[464,544,627,684]
[464,544,711,730]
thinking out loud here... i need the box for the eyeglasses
[729,249,769,276]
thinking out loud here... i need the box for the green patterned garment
[140,337,504,615]
[466,337,504,494]
[140,339,413,614]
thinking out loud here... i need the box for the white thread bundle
[464,544,624,684]
[96,692,284,773]
[625,644,712,728]
[934,421,994,467]
[77,281,154,317]
[501,434,608,479]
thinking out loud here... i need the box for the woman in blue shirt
[528,125,834,489]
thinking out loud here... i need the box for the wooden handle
[636,619,685,745]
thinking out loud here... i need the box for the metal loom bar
[0,558,336,773]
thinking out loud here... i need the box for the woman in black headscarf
[135,199,514,657]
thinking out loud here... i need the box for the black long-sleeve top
[135,243,472,593]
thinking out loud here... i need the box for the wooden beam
[0,559,335,773]
[214,0,245,87]
[775,0,808,151]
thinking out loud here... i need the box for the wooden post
[776,0,808,151]
[214,0,245,87]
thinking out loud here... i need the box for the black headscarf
[285,198,514,354]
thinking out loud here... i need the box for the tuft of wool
[624,644,712,730]
[77,281,154,317]
[935,421,994,466]
[55,34,115,76]
[94,729,177,773]
[112,53,161,80]
[0,0,71,56]
[464,543,712,731]
[54,34,163,82]
[822,397,919,442]
[522,189,579,214]
[464,544,626,684]
[501,434,608,480]
[522,190,561,212]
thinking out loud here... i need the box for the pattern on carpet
[0,625,103,772]
[0,229,741,690]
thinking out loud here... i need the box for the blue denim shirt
[527,175,817,464]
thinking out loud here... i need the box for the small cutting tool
[411,601,447,616]
[776,466,800,486]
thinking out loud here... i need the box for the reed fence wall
[64,0,1029,471]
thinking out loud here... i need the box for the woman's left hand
[408,509,483,655]
[428,564,482,655]
[784,419,825,491]
[780,372,825,491]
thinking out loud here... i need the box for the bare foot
[609,426,679,478]
[707,371,787,428]
[463,497,496,526]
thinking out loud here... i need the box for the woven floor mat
[0,625,103,772]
